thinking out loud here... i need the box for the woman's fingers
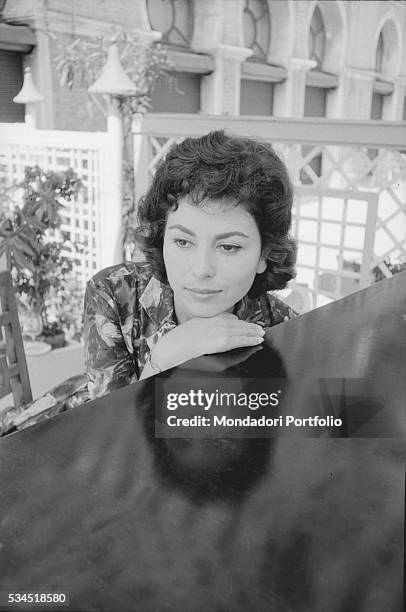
[202,319,265,353]
[219,312,238,320]
[203,314,264,337]
[236,323,265,336]
[224,321,265,336]
[206,334,264,354]
[226,335,265,350]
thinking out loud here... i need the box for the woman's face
[163,196,266,323]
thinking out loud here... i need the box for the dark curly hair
[135,130,296,297]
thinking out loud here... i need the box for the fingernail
[257,337,264,342]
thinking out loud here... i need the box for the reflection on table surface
[0,272,404,612]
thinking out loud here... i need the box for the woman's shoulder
[85,262,157,317]
[265,292,298,325]
[87,261,154,292]
[239,291,298,327]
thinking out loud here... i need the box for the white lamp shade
[88,44,137,96]
[13,68,44,104]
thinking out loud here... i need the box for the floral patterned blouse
[84,261,297,400]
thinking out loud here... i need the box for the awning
[0,22,36,52]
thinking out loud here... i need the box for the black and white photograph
[0,1,405,611]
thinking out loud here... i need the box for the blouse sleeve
[83,278,137,401]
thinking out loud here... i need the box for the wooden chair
[0,271,88,437]
[0,271,32,408]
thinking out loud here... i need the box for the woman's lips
[186,288,222,299]
[186,288,222,294]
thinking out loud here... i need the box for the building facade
[1,0,406,128]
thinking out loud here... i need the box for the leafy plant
[345,257,406,284]
[372,258,406,282]
[0,166,85,340]
[54,28,175,259]
[54,29,173,117]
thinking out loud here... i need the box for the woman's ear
[257,256,267,274]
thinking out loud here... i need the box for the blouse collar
[139,275,176,326]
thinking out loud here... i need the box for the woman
[84,131,297,400]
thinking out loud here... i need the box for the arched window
[243,0,271,63]
[375,32,384,75]
[305,6,330,119]
[303,5,332,182]
[371,28,395,121]
[146,0,193,49]
[369,30,394,158]
[146,0,203,114]
[240,0,278,116]
[308,6,325,70]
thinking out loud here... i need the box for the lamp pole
[88,45,137,268]
[106,97,124,266]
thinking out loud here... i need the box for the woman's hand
[150,314,265,373]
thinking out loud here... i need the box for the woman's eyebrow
[167,224,195,236]
[215,231,249,239]
[167,224,249,239]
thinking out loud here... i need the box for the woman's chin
[176,292,238,320]
[187,297,240,317]
[187,305,226,318]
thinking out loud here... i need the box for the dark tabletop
[0,273,405,612]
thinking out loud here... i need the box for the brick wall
[47,0,140,29]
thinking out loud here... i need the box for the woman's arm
[83,279,137,400]
[140,314,265,380]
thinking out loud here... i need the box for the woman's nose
[192,248,216,278]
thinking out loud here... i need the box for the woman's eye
[218,244,241,254]
[174,238,192,248]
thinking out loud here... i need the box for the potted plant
[0,165,84,348]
